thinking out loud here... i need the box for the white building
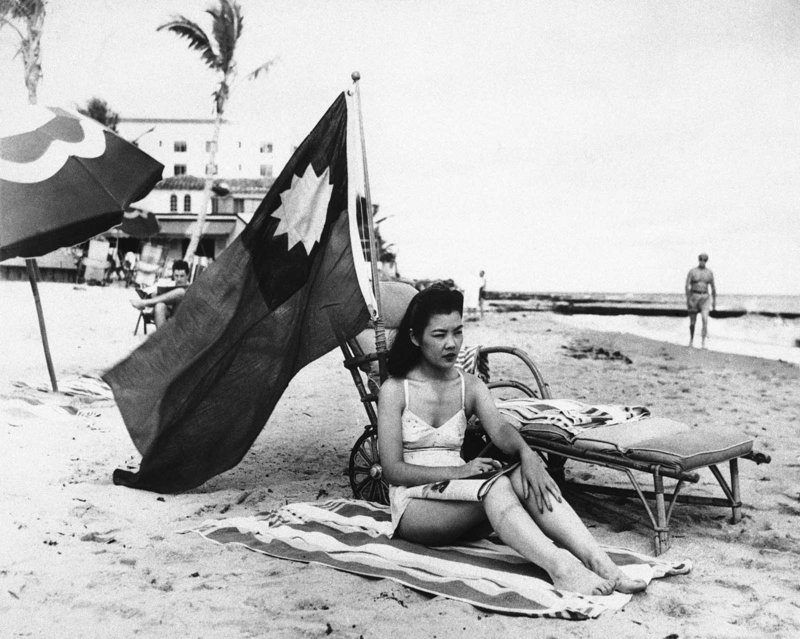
[116,117,284,182]
[112,117,287,264]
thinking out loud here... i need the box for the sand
[1,280,799,638]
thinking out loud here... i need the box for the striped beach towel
[192,499,690,619]
[455,344,490,382]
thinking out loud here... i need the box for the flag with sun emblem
[104,92,376,493]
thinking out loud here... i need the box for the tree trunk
[22,3,44,104]
[183,111,222,264]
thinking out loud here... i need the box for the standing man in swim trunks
[685,253,716,348]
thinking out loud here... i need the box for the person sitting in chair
[378,283,647,596]
[130,259,190,328]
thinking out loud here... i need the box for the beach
[2,280,800,638]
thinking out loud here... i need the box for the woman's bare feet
[549,550,615,596]
[586,551,648,594]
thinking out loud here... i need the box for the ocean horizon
[490,291,800,315]
[488,291,800,366]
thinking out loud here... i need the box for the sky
[1,0,799,295]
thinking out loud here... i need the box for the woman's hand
[460,457,503,478]
[518,449,562,513]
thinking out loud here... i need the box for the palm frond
[158,17,219,70]
[244,57,278,82]
[0,0,43,20]
[206,0,243,73]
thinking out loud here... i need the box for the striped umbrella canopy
[0,105,163,392]
[0,105,163,260]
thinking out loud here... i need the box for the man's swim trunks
[686,293,710,314]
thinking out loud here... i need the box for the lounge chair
[133,288,156,335]
[334,282,771,555]
[131,244,166,335]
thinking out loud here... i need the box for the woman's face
[412,311,463,370]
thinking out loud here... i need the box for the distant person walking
[463,269,486,321]
[685,253,716,348]
[478,269,487,319]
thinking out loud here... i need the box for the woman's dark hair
[387,282,464,377]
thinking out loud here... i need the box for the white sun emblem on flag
[271,163,333,255]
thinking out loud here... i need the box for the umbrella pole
[25,258,58,392]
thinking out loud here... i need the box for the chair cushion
[623,430,753,472]
[538,418,753,472]
[572,417,690,453]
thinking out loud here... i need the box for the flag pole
[351,72,388,379]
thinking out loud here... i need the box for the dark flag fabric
[104,92,376,493]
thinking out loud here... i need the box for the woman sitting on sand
[377,284,647,596]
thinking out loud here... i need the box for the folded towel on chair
[191,498,691,619]
[498,398,651,439]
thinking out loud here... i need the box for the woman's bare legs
[482,477,614,596]
[399,484,614,595]
[396,499,490,545]
[508,468,647,594]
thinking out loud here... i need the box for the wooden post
[26,258,58,392]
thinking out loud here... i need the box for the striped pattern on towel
[497,398,650,437]
[455,345,490,382]
[193,498,690,619]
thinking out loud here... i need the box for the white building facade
[113,117,287,265]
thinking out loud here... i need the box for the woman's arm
[377,378,496,486]
[467,375,562,512]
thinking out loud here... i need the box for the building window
[233,198,245,214]
[211,197,219,214]
[174,164,187,176]
[205,163,217,176]
[260,164,272,178]
[174,141,187,152]
[259,142,273,153]
[169,194,178,212]
[205,140,216,153]
[237,141,242,148]
[183,195,191,212]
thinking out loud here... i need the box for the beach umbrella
[0,104,163,390]
[119,207,161,239]
[0,105,163,259]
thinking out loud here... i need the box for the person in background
[130,259,191,328]
[123,251,138,288]
[463,270,485,322]
[478,269,487,319]
[685,253,716,348]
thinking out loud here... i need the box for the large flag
[104,92,376,493]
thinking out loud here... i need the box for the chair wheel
[349,428,389,504]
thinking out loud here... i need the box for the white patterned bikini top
[400,371,468,454]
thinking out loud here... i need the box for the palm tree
[77,97,120,131]
[0,0,45,104]
[158,0,275,263]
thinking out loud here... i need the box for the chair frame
[133,306,156,335]
[335,330,770,555]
